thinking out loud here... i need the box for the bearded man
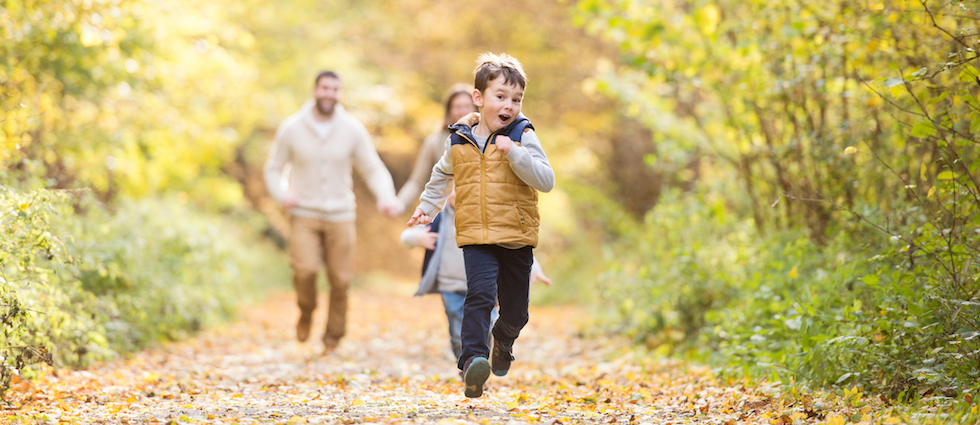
[264,70,403,352]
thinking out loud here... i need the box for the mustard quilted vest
[449,114,539,247]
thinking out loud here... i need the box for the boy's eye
[497,95,504,99]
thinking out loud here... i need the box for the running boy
[401,190,552,367]
[407,53,555,397]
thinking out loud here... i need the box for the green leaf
[960,67,980,83]
[912,67,928,78]
[911,120,937,138]
[937,171,956,180]
[971,111,980,134]
[928,91,949,104]
[883,77,905,88]
[861,275,879,286]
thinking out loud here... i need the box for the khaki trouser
[289,216,355,347]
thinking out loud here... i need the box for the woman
[396,85,477,207]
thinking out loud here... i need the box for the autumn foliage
[2,0,980,419]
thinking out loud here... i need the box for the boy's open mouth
[499,114,511,122]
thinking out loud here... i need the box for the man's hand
[407,207,432,226]
[530,271,553,286]
[416,227,438,250]
[495,135,514,155]
[283,193,300,211]
[378,199,405,218]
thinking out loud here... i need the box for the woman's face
[448,94,477,123]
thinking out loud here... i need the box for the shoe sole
[464,357,491,398]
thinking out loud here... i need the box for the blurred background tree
[3,0,979,404]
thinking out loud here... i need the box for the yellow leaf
[844,146,857,155]
[890,84,904,98]
[350,398,364,407]
[287,416,308,425]
[507,400,520,410]
[927,186,936,199]
[788,266,798,279]
[18,202,28,210]
[698,5,720,35]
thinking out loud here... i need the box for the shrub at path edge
[0,187,289,398]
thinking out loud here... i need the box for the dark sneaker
[463,357,491,398]
[490,333,515,376]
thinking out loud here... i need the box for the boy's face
[473,75,523,132]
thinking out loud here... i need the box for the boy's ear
[472,88,484,108]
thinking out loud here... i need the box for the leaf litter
[3,285,890,424]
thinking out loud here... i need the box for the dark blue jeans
[458,244,533,370]
[441,291,499,364]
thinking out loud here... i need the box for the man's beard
[316,99,336,116]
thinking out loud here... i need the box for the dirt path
[5,284,807,424]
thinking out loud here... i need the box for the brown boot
[296,312,312,342]
[322,334,339,354]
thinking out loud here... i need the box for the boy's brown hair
[473,52,527,93]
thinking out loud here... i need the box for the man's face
[313,76,341,116]
[473,75,523,132]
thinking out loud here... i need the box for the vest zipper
[482,128,507,243]
[457,128,505,244]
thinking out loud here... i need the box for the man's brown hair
[473,53,527,93]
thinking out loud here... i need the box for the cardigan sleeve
[263,123,292,204]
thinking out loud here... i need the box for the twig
[921,0,971,48]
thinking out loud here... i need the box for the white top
[310,119,333,138]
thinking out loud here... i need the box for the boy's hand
[416,227,438,250]
[495,135,513,155]
[407,207,431,226]
[530,271,552,286]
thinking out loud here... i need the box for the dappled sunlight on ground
[4,282,884,424]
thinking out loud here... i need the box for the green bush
[0,186,289,397]
[588,186,978,397]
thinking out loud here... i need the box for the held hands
[283,193,300,211]
[416,226,438,250]
[377,199,405,218]
[407,207,432,226]
[495,135,514,155]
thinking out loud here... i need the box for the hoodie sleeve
[400,225,428,249]
[416,136,455,217]
[504,129,555,192]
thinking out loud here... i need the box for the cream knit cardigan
[264,101,397,222]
